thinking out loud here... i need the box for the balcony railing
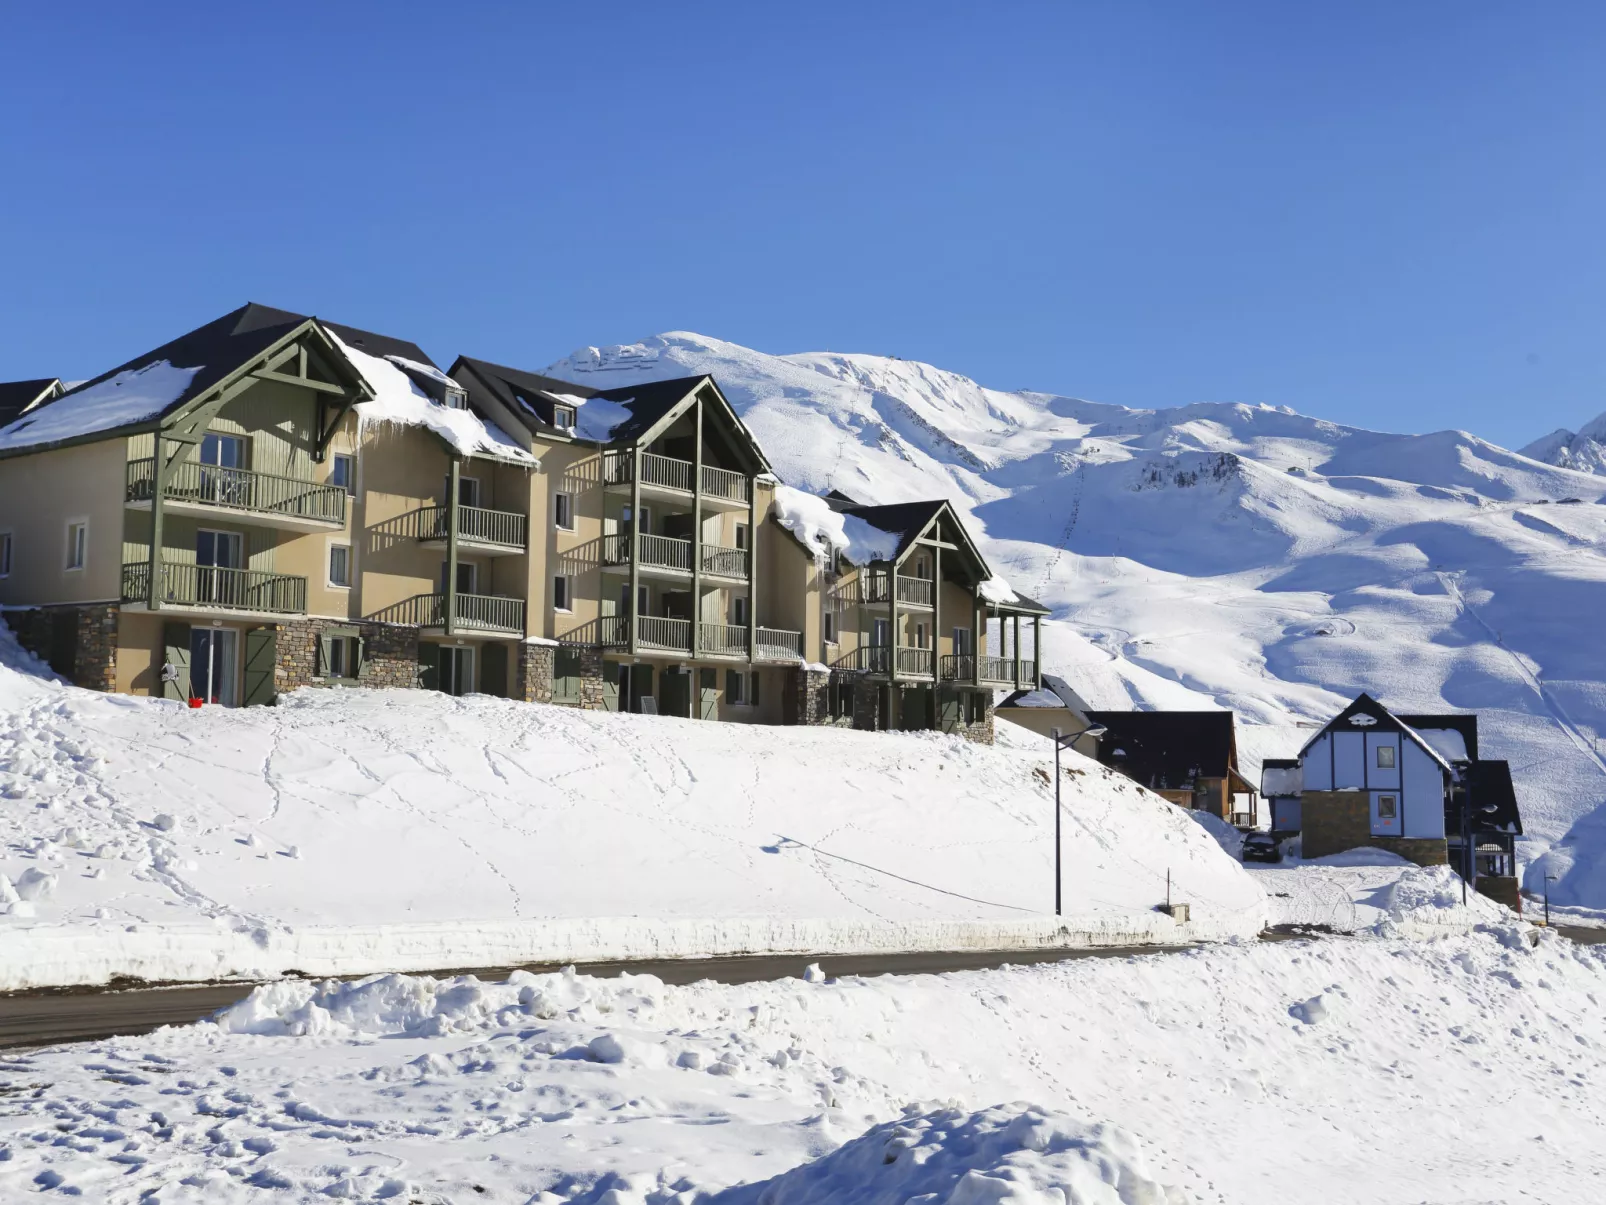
[371,592,525,634]
[122,561,307,615]
[637,615,692,651]
[700,622,749,656]
[831,645,890,674]
[126,458,346,526]
[941,654,974,681]
[897,646,935,677]
[603,451,751,503]
[701,544,748,578]
[413,504,527,550]
[897,577,934,607]
[755,627,804,660]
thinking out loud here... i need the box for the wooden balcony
[126,458,346,531]
[122,561,307,616]
[412,504,527,555]
[836,572,934,608]
[602,451,751,508]
[601,533,748,580]
[373,592,526,636]
[829,645,934,678]
[941,654,1036,686]
[592,616,802,660]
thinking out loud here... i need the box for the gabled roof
[1086,710,1241,786]
[1297,693,1455,775]
[836,500,948,562]
[0,378,63,427]
[1397,713,1480,761]
[452,355,598,437]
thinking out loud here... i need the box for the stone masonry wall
[3,604,118,692]
[1300,790,1372,860]
[785,665,838,726]
[577,646,606,710]
[271,619,419,699]
[1371,836,1450,868]
[518,642,554,704]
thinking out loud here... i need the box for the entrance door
[480,643,508,697]
[197,529,244,606]
[437,645,475,696]
[699,668,718,719]
[189,627,239,706]
[661,667,692,718]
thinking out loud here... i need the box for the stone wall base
[3,603,119,692]
[269,619,420,700]
[1370,836,1449,868]
[1301,790,1372,860]
[517,642,554,704]
[1476,875,1522,914]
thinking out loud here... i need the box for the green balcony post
[692,395,703,658]
[147,438,166,611]
[629,445,642,656]
[745,467,757,663]
[1033,614,1042,689]
[446,456,460,637]
[1012,613,1021,689]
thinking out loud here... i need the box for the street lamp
[1050,723,1108,917]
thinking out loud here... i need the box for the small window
[0,532,11,578]
[330,453,355,495]
[552,404,576,431]
[966,691,989,725]
[554,492,575,531]
[734,524,748,551]
[553,575,571,612]
[1376,745,1396,769]
[444,387,468,410]
[726,668,745,705]
[823,611,835,643]
[732,596,748,626]
[750,671,761,708]
[915,622,928,649]
[65,520,87,571]
[326,637,349,678]
[1377,794,1398,820]
[329,544,351,588]
[320,632,360,680]
[445,475,480,507]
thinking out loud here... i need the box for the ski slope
[0,628,1264,990]
[549,333,1606,911]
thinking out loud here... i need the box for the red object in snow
[188,697,203,709]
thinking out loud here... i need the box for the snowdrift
[546,333,1606,911]
[0,630,1264,989]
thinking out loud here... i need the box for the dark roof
[1397,713,1479,760]
[997,588,1052,616]
[452,355,598,436]
[1262,758,1300,768]
[1086,710,1240,788]
[1462,759,1523,835]
[824,488,861,506]
[321,321,436,369]
[0,378,61,426]
[1299,693,1457,771]
[837,500,947,561]
[589,375,708,443]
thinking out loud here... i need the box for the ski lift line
[1033,461,1086,599]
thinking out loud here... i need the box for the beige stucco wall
[0,437,128,607]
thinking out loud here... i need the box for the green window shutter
[243,628,278,706]
[634,664,653,713]
[354,636,367,678]
[751,671,760,708]
[699,668,717,719]
[162,622,191,700]
[940,689,961,733]
[602,660,620,712]
[317,634,333,678]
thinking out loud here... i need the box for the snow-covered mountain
[546,333,1606,912]
[1523,411,1606,476]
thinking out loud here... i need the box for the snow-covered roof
[772,485,900,565]
[978,576,1018,605]
[329,330,536,466]
[1262,764,1302,795]
[1414,726,1469,764]
[546,391,632,442]
[1004,689,1067,709]
[0,361,202,452]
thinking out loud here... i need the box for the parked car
[1241,833,1283,863]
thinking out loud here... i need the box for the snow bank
[0,623,1265,989]
[0,360,201,450]
[725,1102,1182,1205]
[772,484,899,565]
[978,575,1020,606]
[327,329,535,465]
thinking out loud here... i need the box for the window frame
[732,595,748,627]
[1377,794,1399,820]
[0,530,12,578]
[64,517,89,571]
[330,453,356,496]
[552,403,576,431]
[1376,744,1396,769]
[328,542,352,589]
[553,574,572,612]
[554,491,576,532]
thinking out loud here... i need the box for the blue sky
[4,2,1604,447]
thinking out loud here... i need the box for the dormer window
[552,403,576,431]
[444,387,468,410]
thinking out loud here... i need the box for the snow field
[2,928,1602,1202]
[0,629,1265,989]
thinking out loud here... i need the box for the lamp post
[1050,723,1108,917]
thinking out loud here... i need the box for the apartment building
[0,303,1045,741]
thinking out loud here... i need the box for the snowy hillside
[548,334,1606,911]
[0,630,1263,990]
[1523,410,1606,476]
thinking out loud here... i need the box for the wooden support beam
[692,395,704,659]
[446,457,461,637]
[147,435,167,612]
[932,542,942,691]
[972,593,982,686]
[889,559,899,687]
[746,465,758,663]
[629,445,642,657]
[252,370,348,394]
[1012,614,1021,688]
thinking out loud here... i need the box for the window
[322,634,358,679]
[444,387,468,410]
[915,622,929,649]
[553,575,571,612]
[330,453,355,495]
[552,403,576,431]
[727,669,760,707]
[0,532,11,578]
[638,584,649,615]
[965,691,989,725]
[1377,794,1398,820]
[554,492,575,531]
[732,596,748,626]
[1376,745,1396,769]
[823,610,836,643]
[873,617,890,647]
[734,523,748,551]
[65,520,87,570]
[445,474,480,507]
[329,544,351,588]
[441,561,477,593]
[953,627,973,656]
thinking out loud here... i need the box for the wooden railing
[897,646,935,677]
[603,532,701,573]
[700,544,747,578]
[832,645,890,674]
[700,463,750,503]
[367,592,525,633]
[126,458,346,525]
[637,615,692,650]
[603,450,751,502]
[699,622,748,656]
[412,504,527,549]
[122,561,307,614]
[941,654,974,681]
[976,656,1036,684]
[755,627,804,660]
[897,576,934,606]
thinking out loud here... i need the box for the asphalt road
[0,944,1194,1051]
[4,926,1600,1051]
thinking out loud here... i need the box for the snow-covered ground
[547,333,1606,910]
[3,926,1601,1203]
[0,628,1265,990]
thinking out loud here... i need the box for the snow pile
[327,329,535,464]
[1378,863,1513,931]
[978,575,1021,606]
[1007,689,1066,709]
[0,360,201,450]
[3,930,1603,1202]
[727,1102,1181,1205]
[542,331,1606,913]
[0,622,1265,988]
[772,484,899,564]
